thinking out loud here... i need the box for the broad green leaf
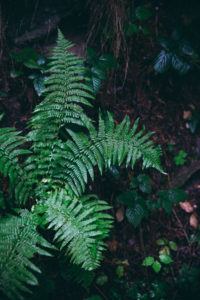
[126,203,145,227]
[152,261,162,273]
[159,254,173,264]
[142,256,154,266]
[153,50,172,74]
[169,241,178,251]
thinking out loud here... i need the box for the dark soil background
[1,0,200,299]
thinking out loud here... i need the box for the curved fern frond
[0,210,54,299]
[0,127,32,204]
[28,30,94,147]
[52,113,163,196]
[38,188,113,270]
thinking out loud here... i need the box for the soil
[1,1,200,299]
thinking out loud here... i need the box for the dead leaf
[116,207,124,222]
[190,213,198,229]
[179,201,194,213]
[183,110,192,120]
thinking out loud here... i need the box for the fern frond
[52,113,163,196]
[0,210,54,299]
[28,30,94,146]
[38,188,113,270]
[0,127,32,204]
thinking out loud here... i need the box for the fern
[35,188,112,270]
[0,210,54,299]
[0,30,164,299]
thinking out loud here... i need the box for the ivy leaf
[159,254,173,264]
[153,50,172,74]
[135,6,152,21]
[152,261,162,273]
[142,256,154,266]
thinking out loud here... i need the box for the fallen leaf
[183,110,192,120]
[190,213,198,229]
[179,201,194,213]
[116,207,124,222]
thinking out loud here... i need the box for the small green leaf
[156,238,167,246]
[169,241,178,251]
[152,261,162,273]
[159,254,173,264]
[116,265,124,278]
[142,256,154,266]
[174,150,187,165]
[135,6,152,21]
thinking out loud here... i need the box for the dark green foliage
[0,210,54,299]
[86,47,117,93]
[10,48,47,96]
[153,29,198,75]
[0,30,164,299]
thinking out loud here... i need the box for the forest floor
[1,1,200,299]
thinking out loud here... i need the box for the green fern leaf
[0,210,54,299]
